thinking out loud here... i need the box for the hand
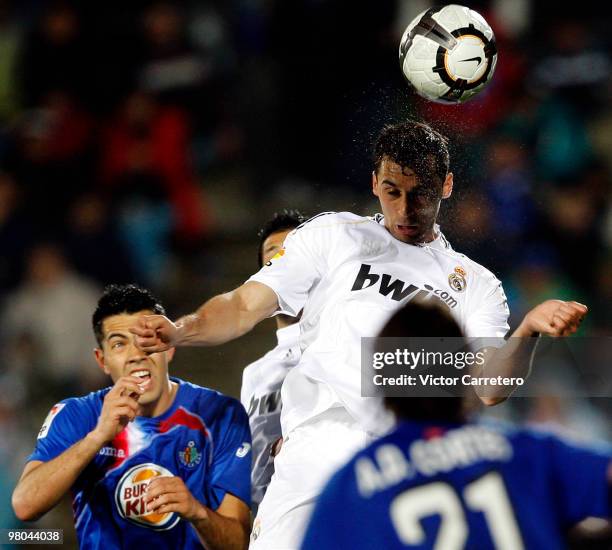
[89,377,144,444]
[145,476,205,523]
[129,315,178,353]
[520,300,588,337]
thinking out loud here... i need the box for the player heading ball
[130,120,588,548]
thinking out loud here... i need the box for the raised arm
[12,377,143,521]
[476,300,588,405]
[131,281,279,352]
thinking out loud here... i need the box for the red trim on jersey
[159,407,209,437]
[111,428,130,469]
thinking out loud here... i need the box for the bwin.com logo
[350,264,458,309]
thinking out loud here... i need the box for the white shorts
[249,407,371,550]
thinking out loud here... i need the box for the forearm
[474,332,541,405]
[190,504,249,550]
[12,432,104,521]
[175,294,252,346]
[175,283,278,347]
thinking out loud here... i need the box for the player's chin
[392,230,422,244]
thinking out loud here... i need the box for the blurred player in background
[301,302,611,549]
[240,210,306,514]
[131,121,588,548]
[12,284,251,549]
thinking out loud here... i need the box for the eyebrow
[106,332,128,341]
[381,180,399,187]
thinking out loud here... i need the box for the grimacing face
[262,228,293,265]
[94,310,175,410]
[372,157,453,244]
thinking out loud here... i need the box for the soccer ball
[399,4,497,104]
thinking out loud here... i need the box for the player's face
[94,310,175,410]
[372,157,453,244]
[261,228,293,265]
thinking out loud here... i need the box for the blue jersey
[302,420,611,550]
[28,378,251,549]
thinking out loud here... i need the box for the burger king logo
[115,463,180,530]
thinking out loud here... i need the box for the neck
[423,225,437,243]
[140,380,178,418]
[276,314,299,330]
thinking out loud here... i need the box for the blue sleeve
[550,436,611,523]
[27,398,93,463]
[207,398,252,510]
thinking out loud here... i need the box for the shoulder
[178,379,248,424]
[37,389,107,438]
[429,244,504,292]
[58,388,109,416]
[293,211,372,234]
[478,417,612,458]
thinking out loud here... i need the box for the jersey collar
[371,214,452,250]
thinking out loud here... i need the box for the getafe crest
[178,440,202,469]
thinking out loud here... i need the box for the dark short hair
[373,120,450,187]
[379,302,465,423]
[257,210,307,267]
[92,284,165,346]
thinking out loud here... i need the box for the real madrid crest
[448,266,467,292]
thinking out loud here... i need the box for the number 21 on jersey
[390,472,524,549]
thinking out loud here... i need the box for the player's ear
[372,170,380,197]
[442,172,453,199]
[94,347,110,375]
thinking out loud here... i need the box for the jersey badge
[448,267,467,292]
[236,442,251,458]
[265,248,285,267]
[37,403,66,439]
[178,440,202,469]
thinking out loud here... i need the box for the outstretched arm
[475,300,588,405]
[131,281,279,352]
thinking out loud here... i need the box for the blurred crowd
[0,0,610,539]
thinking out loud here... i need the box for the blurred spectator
[18,2,93,107]
[0,173,33,299]
[504,243,587,329]
[0,243,104,400]
[63,192,137,287]
[99,89,210,284]
[3,91,96,226]
[138,2,210,108]
[479,135,536,271]
[541,179,605,291]
[529,18,611,114]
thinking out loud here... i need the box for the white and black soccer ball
[399,4,497,104]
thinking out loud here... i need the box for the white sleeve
[247,215,331,317]
[464,274,510,341]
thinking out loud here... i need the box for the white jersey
[240,323,301,509]
[249,212,509,437]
